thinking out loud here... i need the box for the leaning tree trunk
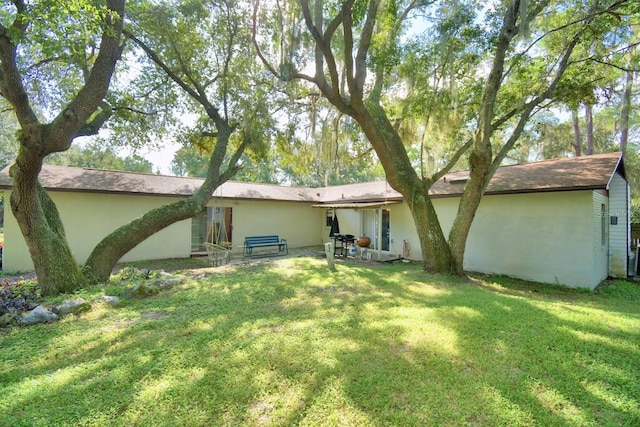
[447,0,520,274]
[83,188,219,282]
[408,185,454,272]
[448,149,492,274]
[356,102,454,273]
[84,126,237,282]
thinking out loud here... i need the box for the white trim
[312,201,401,209]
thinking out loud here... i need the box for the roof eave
[606,153,626,190]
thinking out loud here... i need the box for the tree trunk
[10,161,83,296]
[355,102,454,273]
[448,149,492,274]
[408,185,453,272]
[620,70,633,153]
[1,0,125,295]
[83,191,217,282]
[585,103,594,155]
[571,109,582,156]
[84,127,237,282]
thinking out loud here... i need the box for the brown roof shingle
[0,151,624,202]
[431,151,623,197]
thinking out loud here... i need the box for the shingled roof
[0,151,624,202]
[0,165,318,202]
[432,151,625,197]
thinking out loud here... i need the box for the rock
[19,305,58,325]
[94,295,120,307]
[53,298,91,316]
[149,276,182,289]
[0,312,16,327]
[125,282,159,298]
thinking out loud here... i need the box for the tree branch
[45,0,126,154]
[300,0,343,105]
[489,3,594,181]
[252,0,286,79]
[429,137,474,183]
[221,132,252,182]
[220,0,239,120]
[429,103,520,184]
[0,2,39,127]
[252,0,318,85]
[112,105,159,116]
[125,29,224,129]
[583,56,640,73]
[75,101,113,137]
[354,0,377,96]
[342,1,358,97]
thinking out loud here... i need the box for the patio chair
[203,242,231,267]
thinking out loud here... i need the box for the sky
[126,142,180,175]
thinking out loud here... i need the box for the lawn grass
[1,258,639,426]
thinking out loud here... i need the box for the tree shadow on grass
[1,258,638,426]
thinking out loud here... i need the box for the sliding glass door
[191,207,233,253]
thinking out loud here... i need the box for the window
[326,209,334,227]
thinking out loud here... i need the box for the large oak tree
[1,0,274,294]
[254,0,636,274]
[1,0,126,295]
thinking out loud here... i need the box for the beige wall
[3,191,191,272]
[4,184,621,289]
[214,199,323,254]
[385,191,606,289]
[320,209,360,245]
[464,191,603,288]
[4,192,327,272]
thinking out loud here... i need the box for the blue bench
[243,235,288,258]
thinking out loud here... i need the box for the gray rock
[150,276,182,289]
[54,298,91,316]
[19,305,59,325]
[125,282,159,298]
[94,295,120,307]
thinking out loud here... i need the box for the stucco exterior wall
[3,193,325,272]
[4,180,622,290]
[221,199,323,253]
[464,191,601,288]
[388,202,425,259]
[3,191,191,272]
[608,173,629,278]
[385,191,605,288]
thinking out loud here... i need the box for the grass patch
[1,258,639,426]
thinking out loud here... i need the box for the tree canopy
[253,0,639,273]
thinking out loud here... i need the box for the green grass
[1,258,639,426]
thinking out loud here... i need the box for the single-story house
[0,151,630,289]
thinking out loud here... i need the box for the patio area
[195,244,406,268]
